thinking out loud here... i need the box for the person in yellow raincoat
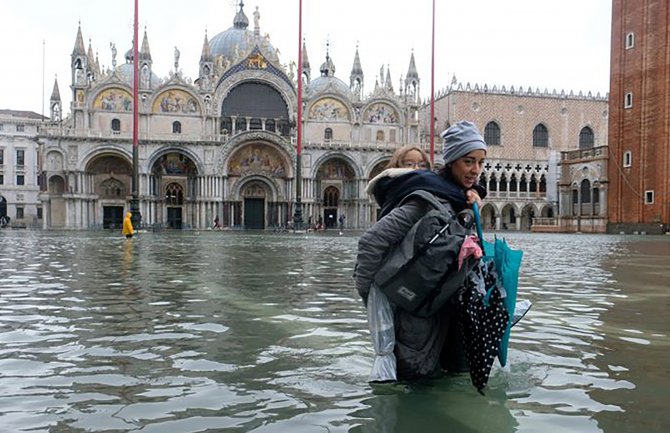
[122,212,134,239]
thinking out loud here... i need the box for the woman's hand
[466,189,482,208]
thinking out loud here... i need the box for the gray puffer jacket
[354,168,470,380]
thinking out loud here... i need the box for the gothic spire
[406,50,419,81]
[50,76,61,102]
[200,30,212,62]
[350,44,363,77]
[140,28,152,61]
[302,38,310,70]
[72,22,86,56]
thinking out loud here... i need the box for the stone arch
[312,152,363,179]
[479,203,499,231]
[213,74,297,125]
[85,152,133,199]
[500,203,520,230]
[520,203,539,231]
[219,81,291,135]
[147,147,204,177]
[231,174,281,202]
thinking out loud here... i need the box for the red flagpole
[130,0,141,227]
[429,0,435,164]
[133,0,139,151]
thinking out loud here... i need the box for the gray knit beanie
[441,120,487,164]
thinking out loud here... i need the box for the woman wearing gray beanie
[439,120,487,205]
[355,120,488,381]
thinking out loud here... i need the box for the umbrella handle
[473,202,484,248]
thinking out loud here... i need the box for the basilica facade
[33,3,609,232]
[38,3,422,230]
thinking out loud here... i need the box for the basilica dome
[209,3,274,61]
[113,48,161,90]
[307,55,352,99]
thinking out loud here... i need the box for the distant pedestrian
[122,212,134,239]
[338,214,346,229]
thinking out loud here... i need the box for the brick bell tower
[607,0,670,234]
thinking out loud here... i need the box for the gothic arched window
[484,121,500,145]
[533,124,549,147]
[579,126,594,149]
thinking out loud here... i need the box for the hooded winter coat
[355,168,474,379]
[122,212,134,237]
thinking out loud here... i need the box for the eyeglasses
[402,161,428,169]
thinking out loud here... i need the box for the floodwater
[0,229,668,433]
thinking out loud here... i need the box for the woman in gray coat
[355,120,487,380]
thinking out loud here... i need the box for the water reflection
[0,230,668,432]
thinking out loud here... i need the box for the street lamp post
[130,0,142,228]
[292,0,304,230]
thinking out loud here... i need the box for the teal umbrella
[473,204,524,367]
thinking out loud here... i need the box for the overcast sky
[1,0,612,117]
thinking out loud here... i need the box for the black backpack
[373,190,475,317]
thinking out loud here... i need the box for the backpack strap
[397,189,453,215]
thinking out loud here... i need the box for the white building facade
[0,110,44,228]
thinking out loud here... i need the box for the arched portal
[47,175,67,228]
[151,152,199,229]
[87,154,133,229]
[316,157,356,229]
[241,181,269,229]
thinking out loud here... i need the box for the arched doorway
[48,175,66,228]
[87,154,132,229]
[242,182,267,229]
[151,152,198,229]
[165,182,184,229]
[316,157,356,228]
[323,185,339,228]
